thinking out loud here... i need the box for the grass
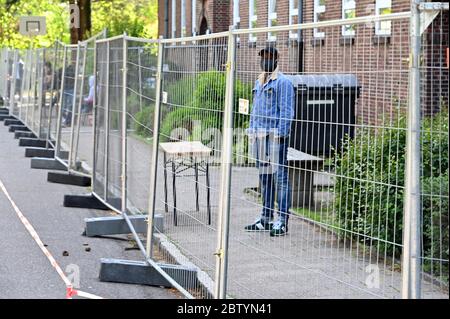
[291,207,340,230]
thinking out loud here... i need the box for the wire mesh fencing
[418,7,449,298]
[53,44,78,165]
[92,36,125,211]
[125,37,158,215]
[227,15,413,299]
[0,6,447,300]
[67,31,107,176]
[0,48,12,105]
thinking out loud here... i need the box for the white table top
[287,147,323,162]
[159,141,212,158]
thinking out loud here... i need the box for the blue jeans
[253,135,291,224]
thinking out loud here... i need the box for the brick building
[158,1,449,124]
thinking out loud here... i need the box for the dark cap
[258,46,278,58]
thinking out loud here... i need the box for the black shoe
[270,221,288,237]
[244,219,273,232]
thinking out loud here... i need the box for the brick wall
[158,1,449,125]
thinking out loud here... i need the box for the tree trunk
[70,0,91,44]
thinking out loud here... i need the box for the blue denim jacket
[248,68,295,137]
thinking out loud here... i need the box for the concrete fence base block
[19,138,49,148]
[47,172,91,187]
[14,131,36,139]
[63,194,110,210]
[9,125,29,132]
[30,157,67,171]
[25,147,55,158]
[0,115,14,121]
[4,118,22,126]
[84,214,163,237]
[99,258,197,289]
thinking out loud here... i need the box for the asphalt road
[0,122,179,299]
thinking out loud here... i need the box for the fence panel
[144,35,230,298]
[221,14,447,299]
[93,40,108,203]
[55,45,78,166]
[9,50,21,118]
[0,49,11,105]
[68,31,107,176]
[418,8,449,298]
[18,49,32,124]
[92,37,124,211]
[125,38,158,215]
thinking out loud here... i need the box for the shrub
[333,107,448,281]
[133,105,154,138]
[160,71,253,143]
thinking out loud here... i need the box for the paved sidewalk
[0,124,179,299]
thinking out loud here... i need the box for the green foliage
[91,0,158,39]
[158,71,253,146]
[0,0,158,48]
[0,0,70,48]
[333,108,449,280]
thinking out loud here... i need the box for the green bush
[160,71,253,143]
[133,105,155,138]
[333,108,448,281]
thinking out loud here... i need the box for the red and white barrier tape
[0,178,104,299]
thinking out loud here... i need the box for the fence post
[92,40,98,193]
[121,34,128,213]
[145,37,164,258]
[9,50,17,116]
[402,0,422,299]
[214,27,236,299]
[55,45,68,157]
[68,43,81,169]
[104,41,110,200]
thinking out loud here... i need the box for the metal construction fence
[0,5,448,299]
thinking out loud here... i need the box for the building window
[342,0,356,37]
[249,0,257,42]
[313,0,325,38]
[289,0,299,40]
[181,0,186,37]
[268,0,277,41]
[233,0,240,27]
[192,0,197,35]
[171,0,176,38]
[375,0,392,35]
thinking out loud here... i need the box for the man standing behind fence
[245,47,295,237]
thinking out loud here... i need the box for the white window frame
[192,0,197,35]
[313,0,325,38]
[171,0,176,38]
[181,0,186,38]
[249,0,257,42]
[342,0,356,36]
[268,0,277,41]
[375,0,392,36]
[233,0,240,26]
[289,0,299,39]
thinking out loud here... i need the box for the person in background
[81,75,95,114]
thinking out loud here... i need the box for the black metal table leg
[194,159,199,212]
[172,160,177,226]
[205,162,211,225]
[163,151,168,213]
